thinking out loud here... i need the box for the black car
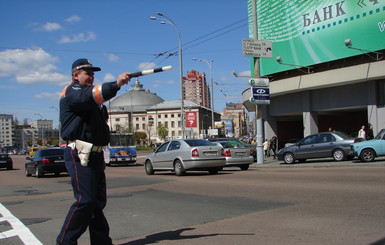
[25,148,67,178]
[0,153,13,170]
[207,138,257,161]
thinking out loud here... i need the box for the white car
[212,141,254,170]
[144,139,226,176]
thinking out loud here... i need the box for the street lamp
[150,12,185,138]
[192,58,214,129]
[49,106,61,144]
[34,113,44,146]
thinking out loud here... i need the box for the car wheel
[333,149,345,161]
[283,152,295,164]
[25,166,31,177]
[360,149,375,162]
[208,168,219,175]
[35,167,43,178]
[174,159,186,176]
[145,160,155,175]
[240,164,249,170]
[7,164,13,170]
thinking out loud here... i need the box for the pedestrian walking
[269,136,278,159]
[358,125,366,139]
[263,139,270,157]
[366,124,374,140]
[56,58,131,245]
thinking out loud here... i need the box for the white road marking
[0,203,43,244]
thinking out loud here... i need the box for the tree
[157,124,168,141]
[134,131,147,145]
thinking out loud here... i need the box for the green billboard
[249,0,385,76]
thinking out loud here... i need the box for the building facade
[244,0,385,149]
[183,70,211,108]
[221,103,248,138]
[107,80,221,144]
[0,114,14,147]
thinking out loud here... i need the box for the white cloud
[59,32,96,43]
[34,91,61,101]
[138,62,157,71]
[17,72,69,86]
[152,79,175,88]
[0,48,69,85]
[41,22,62,31]
[104,53,119,62]
[65,15,81,23]
[103,73,115,82]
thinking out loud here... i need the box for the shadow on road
[119,227,254,245]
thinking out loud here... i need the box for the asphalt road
[0,153,385,245]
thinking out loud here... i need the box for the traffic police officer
[57,58,130,245]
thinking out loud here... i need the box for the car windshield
[184,139,215,147]
[0,154,9,159]
[374,129,385,140]
[219,141,237,148]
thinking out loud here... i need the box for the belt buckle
[92,145,103,153]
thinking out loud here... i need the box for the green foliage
[157,124,168,141]
[135,131,147,144]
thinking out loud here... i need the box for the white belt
[67,140,104,153]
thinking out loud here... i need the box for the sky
[0,0,252,128]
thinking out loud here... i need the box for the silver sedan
[144,139,226,176]
[277,131,364,164]
[212,141,254,170]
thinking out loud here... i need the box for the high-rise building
[221,103,247,138]
[0,114,14,147]
[183,70,211,109]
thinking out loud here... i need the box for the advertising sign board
[249,0,385,76]
[185,112,197,128]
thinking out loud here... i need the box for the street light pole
[150,12,185,139]
[192,58,214,129]
[49,106,61,144]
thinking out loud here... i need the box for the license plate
[204,152,217,157]
[235,152,246,156]
[54,160,64,163]
[0,161,6,163]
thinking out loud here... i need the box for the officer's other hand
[117,72,131,87]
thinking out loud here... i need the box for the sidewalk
[250,156,385,168]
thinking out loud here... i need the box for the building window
[116,118,120,122]
[136,124,139,130]
[171,114,175,118]
[165,121,168,127]
[158,115,161,119]
[171,121,175,128]
[165,114,168,118]
[142,117,145,121]
[142,123,146,130]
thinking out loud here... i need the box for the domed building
[107,79,222,144]
[107,80,164,132]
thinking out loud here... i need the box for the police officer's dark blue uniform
[57,59,130,245]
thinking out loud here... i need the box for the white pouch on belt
[75,140,93,166]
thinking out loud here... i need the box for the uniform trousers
[57,147,112,245]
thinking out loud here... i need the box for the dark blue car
[25,148,67,178]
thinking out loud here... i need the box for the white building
[0,114,13,147]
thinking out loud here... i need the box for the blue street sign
[250,87,270,104]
